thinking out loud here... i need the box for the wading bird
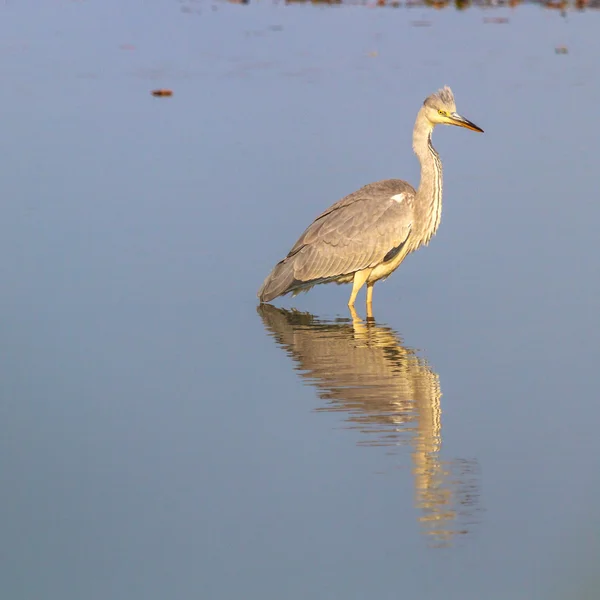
[257,86,483,312]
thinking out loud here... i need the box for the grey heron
[257,86,483,311]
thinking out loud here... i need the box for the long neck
[412,108,443,244]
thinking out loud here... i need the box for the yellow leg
[348,305,362,324]
[348,269,372,307]
[366,283,374,320]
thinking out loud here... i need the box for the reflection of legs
[348,269,372,307]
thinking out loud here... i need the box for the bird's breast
[368,245,412,283]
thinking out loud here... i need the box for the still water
[1,1,599,599]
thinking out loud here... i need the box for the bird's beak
[449,112,484,133]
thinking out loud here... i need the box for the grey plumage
[258,180,415,302]
[258,86,483,309]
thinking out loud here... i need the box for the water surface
[1,1,599,599]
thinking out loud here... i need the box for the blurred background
[0,1,599,599]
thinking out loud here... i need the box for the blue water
[1,1,599,598]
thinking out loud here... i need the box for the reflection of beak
[449,112,484,133]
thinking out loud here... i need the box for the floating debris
[483,16,509,23]
[151,89,173,97]
[545,0,567,9]
[555,45,568,54]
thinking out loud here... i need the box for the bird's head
[423,86,483,133]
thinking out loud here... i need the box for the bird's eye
[438,109,446,116]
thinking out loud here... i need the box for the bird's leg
[365,283,374,320]
[348,305,363,325]
[348,269,372,308]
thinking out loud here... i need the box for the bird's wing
[286,179,415,283]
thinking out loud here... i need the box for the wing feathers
[258,179,416,302]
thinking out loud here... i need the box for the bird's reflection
[257,304,481,546]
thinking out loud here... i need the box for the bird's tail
[257,259,296,303]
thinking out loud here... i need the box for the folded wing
[258,179,415,302]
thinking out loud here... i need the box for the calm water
[1,1,600,599]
